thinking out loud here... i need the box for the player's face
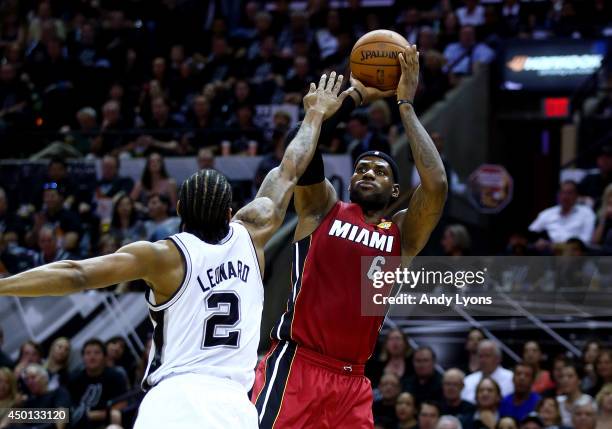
[349,157,398,211]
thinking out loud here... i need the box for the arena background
[0,1,610,428]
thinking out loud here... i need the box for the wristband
[397,99,414,106]
[352,87,364,105]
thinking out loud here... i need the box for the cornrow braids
[178,169,233,244]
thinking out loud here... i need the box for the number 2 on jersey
[202,291,241,348]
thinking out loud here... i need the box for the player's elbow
[60,260,88,292]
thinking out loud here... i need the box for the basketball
[350,30,410,91]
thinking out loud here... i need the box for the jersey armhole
[233,222,264,285]
[146,235,192,311]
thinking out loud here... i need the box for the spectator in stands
[523,341,555,394]
[403,346,443,405]
[500,363,541,421]
[225,104,266,155]
[196,148,215,171]
[437,415,464,429]
[284,56,314,104]
[441,368,476,425]
[463,340,514,403]
[71,107,98,155]
[0,231,36,275]
[590,350,612,396]
[135,96,186,157]
[68,339,127,429]
[397,8,421,45]
[443,25,495,77]
[20,363,71,416]
[529,181,596,249]
[419,400,442,429]
[130,152,178,212]
[32,225,76,266]
[368,100,399,146]
[534,397,566,429]
[254,129,286,190]
[579,144,612,210]
[183,96,220,153]
[91,100,126,156]
[0,367,17,424]
[441,224,471,256]
[519,413,545,429]
[463,328,485,374]
[105,337,131,388]
[0,63,30,131]
[396,392,418,429]
[498,416,519,429]
[92,155,134,227]
[13,340,43,378]
[472,377,502,429]
[44,336,71,390]
[499,0,526,38]
[571,397,597,429]
[557,362,593,427]
[0,187,25,246]
[367,328,414,389]
[95,155,134,201]
[373,373,402,426]
[543,355,571,398]
[456,0,485,27]
[27,2,65,45]
[143,194,180,242]
[109,194,146,247]
[582,341,602,394]
[346,111,390,162]
[595,384,612,429]
[592,184,612,248]
[0,326,14,368]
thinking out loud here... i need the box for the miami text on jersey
[328,219,395,252]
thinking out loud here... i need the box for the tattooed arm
[234,73,345,269]
[392,46,448,257]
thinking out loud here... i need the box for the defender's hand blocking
[303,72,346,120]
[397,45,419,103]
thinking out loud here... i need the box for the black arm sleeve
[293,95,358,186]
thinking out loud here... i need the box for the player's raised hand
[303,71,347,120]
[349,74,396,105]
[397,45,419,104]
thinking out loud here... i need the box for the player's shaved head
[178,169,233,244]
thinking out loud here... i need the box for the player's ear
[391,184,400,199]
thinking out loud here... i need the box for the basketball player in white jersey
[0,72,347,428]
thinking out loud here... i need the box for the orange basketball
[350,30,409,91]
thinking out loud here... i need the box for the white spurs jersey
[142,222,264,392]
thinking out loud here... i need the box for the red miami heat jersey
[271,201,401,364]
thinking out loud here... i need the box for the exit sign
[543,97,570,118]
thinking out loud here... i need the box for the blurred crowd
[0,325,610,429]
[0,0,608,159]
[368,328,612,429]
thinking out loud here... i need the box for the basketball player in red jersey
[252,46,448,428]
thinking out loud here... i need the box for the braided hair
[178,169,232,244]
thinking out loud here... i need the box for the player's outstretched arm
[293,76,395,241]
[0,241,174,297]
[392,46,448,257]
[234,72,345,249]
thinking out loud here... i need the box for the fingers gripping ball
[350,30,410,91]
